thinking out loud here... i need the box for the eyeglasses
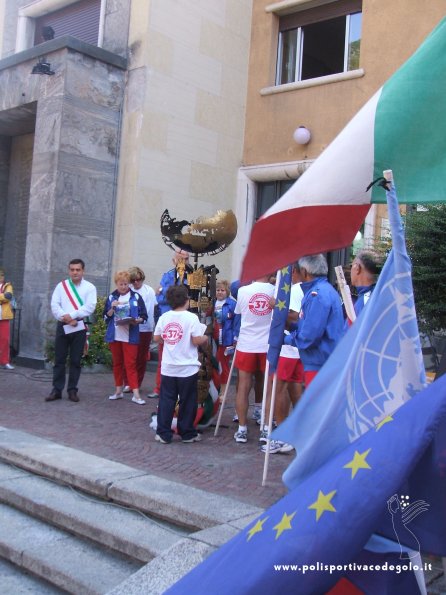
[134,277,143,282]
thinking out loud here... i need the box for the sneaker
[182,434,202,443]
[234,429,248,443]
[132,395,146,405]
[4,363,14,370]
[147,391,159,398]
[122,385,132,393]
[261,440,295,454]
[252,408,262,424]
[155,434,171,444]
[232,412,239,423]
[109,393,123,400]
[259,428,269,444]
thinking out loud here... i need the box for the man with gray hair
[291,254,343,387]
[350,249,383,317]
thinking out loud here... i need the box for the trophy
[160,208,238,427]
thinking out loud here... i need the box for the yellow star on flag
[281,267,289,275]
[273,511,296,539]
[376,416,393,431]
[343,448,372,479]
[246,517,268,541]
[281,282,291,294]
[276,299,287,311]
[308,490,337,521]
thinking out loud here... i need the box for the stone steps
[0,502,142,594]
[0,461,188,563]
[0,557,64,594]
[0,427,263,593]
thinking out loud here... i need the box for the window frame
[275,0,362,86]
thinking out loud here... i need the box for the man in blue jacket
[292,254,344,387]
[350,249,382,317]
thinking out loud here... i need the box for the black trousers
[157,373,198,441]
[52,322,86,393]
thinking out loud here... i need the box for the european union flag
[167,375,446,594]
[267,266,292,373]
[274,181,426,490]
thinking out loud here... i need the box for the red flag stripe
[240,204,370,283]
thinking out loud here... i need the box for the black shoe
[45,389,62,402]
[68,390,79,402]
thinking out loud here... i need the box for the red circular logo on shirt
[162,322,183,344]
[248,293,272,316]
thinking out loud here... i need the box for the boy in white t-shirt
[233,276,274,443]
[153,284,208,444]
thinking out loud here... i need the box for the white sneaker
[4,363,14,370]
[109,393,123,400]
[182,434,202,443]
[252,408,262,424]
[132,396,146,405]
[122,385,132,393]
[261,440,294,454]
[234,429,248,443]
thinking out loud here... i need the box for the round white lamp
[293,126,311,145]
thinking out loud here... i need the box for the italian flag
[241,17,446,282]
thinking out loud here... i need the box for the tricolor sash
[62,279,90,354]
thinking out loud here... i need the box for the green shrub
[45,297,112,368]
[405,204,446,334]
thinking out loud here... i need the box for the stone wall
[0,135,11,263]
[0,41,126,361]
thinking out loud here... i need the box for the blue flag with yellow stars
[167,374,446,594]
[267,266,292,373]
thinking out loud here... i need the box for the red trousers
[304,370,318,387]
[110,341,139,389]
[0,320,10,366]
[136,331,152,387]
[216,345,230,384]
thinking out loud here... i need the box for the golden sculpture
[161,209,237,256]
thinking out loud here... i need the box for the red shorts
[304,370,318,387]
[277,357,304,383]
[235,350,267,373]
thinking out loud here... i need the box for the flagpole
[335,265,356,324]
[262,371,278,486]
[260,270,282,429]
[213,347,237,437]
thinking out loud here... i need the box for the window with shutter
[34,0,101,47]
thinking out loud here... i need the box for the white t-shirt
[154,309,206,377]
[131,283,156,332]
[114,292,131,342]
[280,283,304,359]
[235,281,274,353]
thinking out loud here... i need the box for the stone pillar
[19,48,126,362]
[0,135,11,264]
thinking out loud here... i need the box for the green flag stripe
[372,17,446,204]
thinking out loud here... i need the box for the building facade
[0,0,252,363]
[236,0,446,260]
[0,0,444,364]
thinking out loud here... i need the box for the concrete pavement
[1,364,445,594]
[0,364,289,509]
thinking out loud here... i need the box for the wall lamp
[31,57,54,75]
[293,126,311,145]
